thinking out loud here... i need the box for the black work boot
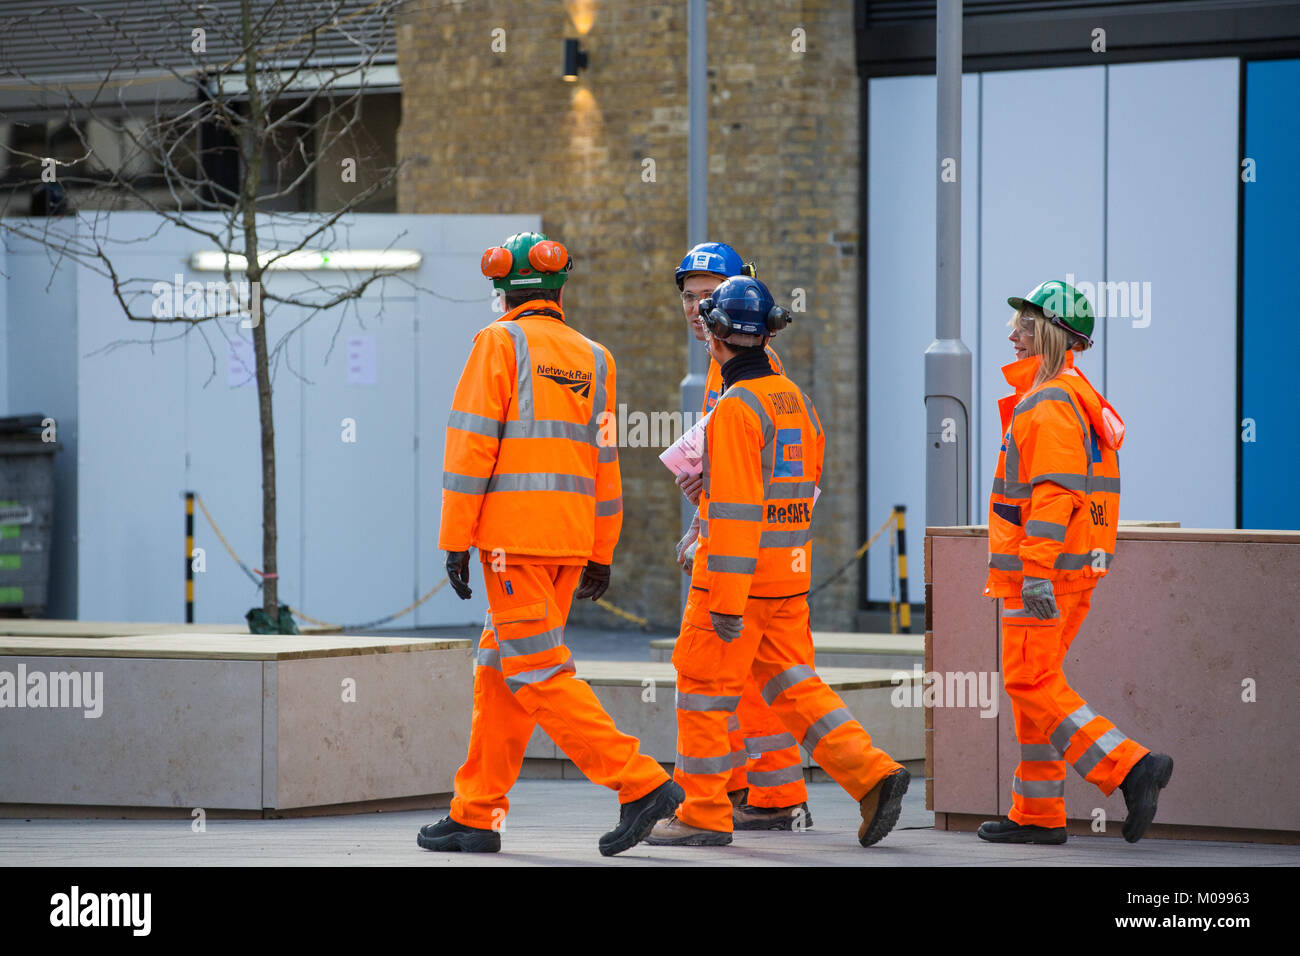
[734,801,814,831]
[858,767,910,847]
[1119,753,1174,843]
[417,815,501,853]
[977,817,1067,845]
[599,779,685,857]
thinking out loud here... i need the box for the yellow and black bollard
[185,491,194,623]
[895,504,911,633]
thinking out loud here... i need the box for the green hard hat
[1008,280,1094,348]
[481,231,571,292]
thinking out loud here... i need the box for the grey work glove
[676,510,701,573]
[710,611,743,643]
[1021,576,1059,620]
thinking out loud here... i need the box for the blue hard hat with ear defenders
[698,276,792,339]
[674,241,757,289]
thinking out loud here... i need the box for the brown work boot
[734,801,813,831]
[858,767,910,847]
[645,816,732,846]
[727,788,748,808]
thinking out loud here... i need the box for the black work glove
[574,561,610,601]
[445,550,473,600]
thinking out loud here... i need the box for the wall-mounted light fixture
[190,250,422,272]
[563,38,589,82]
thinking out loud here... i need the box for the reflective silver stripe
[504,653,576,692]
[676,692,741,712]
[730,749,747,769]
[500,320,534,425]
[707,553,757,574]
[1050,703,1100,754]
[1030,472,1087,492]
[802,391,821,437]
[595,496,622,517]
[989,552,1022,571]
[597,444,618,463]
[1054,550,1112,570]
[500,419,591,442]
[745,732,799,754]
[1072,727,1129,778]
[448,409,504,438]
[443,472,490,494]
[475,646,502,671]
[766,481,816,500]
[497,627,564,658]
[761,528,813,549]
[1020,744,1062,762]
[1003,606,1042,619]
[676,752,736,775]
[1015,387,1074,415]
[802,706,855,754]
[992,476,1032,499]
[726,714,740,732]
[1088,475,1121,494]
[747,764,805,788]
[1011,776,1065,799]
[486,472,596,495]
[698,518,709,538]
[761,665,815,704]
[1025,519,1067,542]
[587,340,608,440]
[702,420,711,498]
[709,501,763,522]
[1004,430,1021,492]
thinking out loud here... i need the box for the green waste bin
[0,414,61,617]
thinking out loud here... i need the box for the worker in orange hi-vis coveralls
[979,280,1173,846]
[670,242,812,831]
[646,276,910,848]
[417,232,682,858]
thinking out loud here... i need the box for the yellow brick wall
[397,0,862,629]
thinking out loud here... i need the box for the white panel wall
[978,66,1106,523]
[25,211,537,626]
[867,74,980,602]
[1105,59,1238,527]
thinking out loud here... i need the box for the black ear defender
[766,306,791,332]
[699,296,734,338]
[741,262,758,279]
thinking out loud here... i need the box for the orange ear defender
[528,239,571,273]
[481,246,513,279]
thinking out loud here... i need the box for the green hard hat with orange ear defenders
[480,231,572,291]
[1008,280,1095,348]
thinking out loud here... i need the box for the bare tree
[0,0,425,631]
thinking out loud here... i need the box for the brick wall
[397,0,861,630]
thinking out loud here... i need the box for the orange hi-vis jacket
[985,351,1126,598]
[439,300,622,565]
[691,367,824,615]
[703,345,784,414]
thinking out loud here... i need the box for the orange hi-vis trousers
[725,676,809,808]
[673,589,902,832]
[450,558,669,830]
[1001,586,1149,829]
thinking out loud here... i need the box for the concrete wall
[927,528,1300,837]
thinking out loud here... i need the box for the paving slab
[2,779,1293,868]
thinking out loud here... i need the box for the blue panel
[1243,59,1300,530]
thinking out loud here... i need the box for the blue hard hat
[674,241,749,289]
[699,276,791,339]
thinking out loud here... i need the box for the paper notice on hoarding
[659,410,711,479]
